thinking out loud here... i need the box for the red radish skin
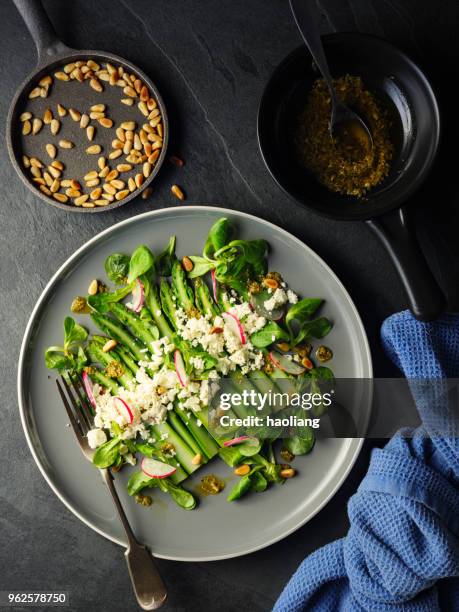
[211,269,218,303]
[141,457,176,479]
[223,312,246,345]
[131,279,145,313]
[223,435,255,447]
[82,370,97,409]
[113,397,134,423]
[174,350,188,387]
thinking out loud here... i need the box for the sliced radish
[82,370,96,409]
[223,435,255,447]
[269,351,305,375]
[223,311,246,345]
[113,397,134,423]
[174,350,188,388]
[130,278,144,313]
[141,457,176,479]
[211,269,218,303]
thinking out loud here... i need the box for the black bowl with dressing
[258,32,439,221]
[258,32,445,321]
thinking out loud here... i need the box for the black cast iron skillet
[7,0,169,213]
[258,33,445,321]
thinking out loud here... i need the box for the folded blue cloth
[273,311,459,611]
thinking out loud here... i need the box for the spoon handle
[289,0,335,97]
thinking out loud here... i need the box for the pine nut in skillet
[15,58,166,210]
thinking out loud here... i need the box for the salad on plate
[45,218,334,510]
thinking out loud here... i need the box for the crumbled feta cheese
[87,428,107,449]
[264,288,288,311]
[287,290,298,304]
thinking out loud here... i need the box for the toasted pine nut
[57,103,67,117]
[170,155,184,167]
[280,468,296,479]
[108,149,122,160]
[263,278,279,290]
[69,108,81,122]
[276,342,290,352]
[80,113,90,128]
[112,139,124,150]
[28,87,41,99]
[84,171,98,181]
[97,156,106,170]
[81,202,95,208]
[86,144,101,155]
[141,187,153,200]
[123,86,137,98]
[53,192,68,203]
[54,71,69,81]
[90,103,105,112]
[32,118,43,134]
[86,126,95,141]
[134,173,143,188]
[140,86,149,101]
[94,199,110,206]
[87,60,100,71]
[90,187,102,200]
[234,464,250,476]
[45,144,57,159]
[88,279,99,295]
[48,165,61,178]
[39,75,52,87]
[50,119,61,135]
[117,163,132,173]
[86,178,100,187]
[90,111,104,120]
[128,177,136,192]
[41,106,52,124]
[121,121,136,131]
[22,120,31,135]
[59,139,73,149]
[30,166,41,178]
[64,63,75,74]
[115,189,129,201]
[111,179,125,190]
[22,155,31,168]
[301,357,313,370]
[182,256,193,272]
[90,78,103,92]
[121,98,134,106]
[30,157,43,168]
[171,184,185,201]
[20,112,32,122]
[99,166,110,178]
[51,160,64,171]
[74,194,89,206]
[98,117,113,128]
[39,185,52,196]
[50,178,60,193]
[103,183,116,195]
[149,150,160,164]
[106,169,119,181]
[191,453,202,466]
[143,162,152,178]
[66,188,81,198]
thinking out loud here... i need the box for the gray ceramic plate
[18,206,372,561]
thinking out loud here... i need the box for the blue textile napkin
[273,311,459,611]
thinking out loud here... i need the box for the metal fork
[56,374,167,610]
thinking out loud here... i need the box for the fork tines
[56,374,94,440]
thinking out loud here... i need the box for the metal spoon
[289,0,373,156]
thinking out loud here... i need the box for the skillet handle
[12,0,69,62]
[366,207,446,322]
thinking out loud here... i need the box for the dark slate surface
[1,1,458,610]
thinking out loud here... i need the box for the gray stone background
[1,1,458,610]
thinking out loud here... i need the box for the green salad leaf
[157,236,176,277]
[250,321,289,348]
[104,253,130,284]
[127,245,155,283]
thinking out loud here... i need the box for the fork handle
[101,469,167,610]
